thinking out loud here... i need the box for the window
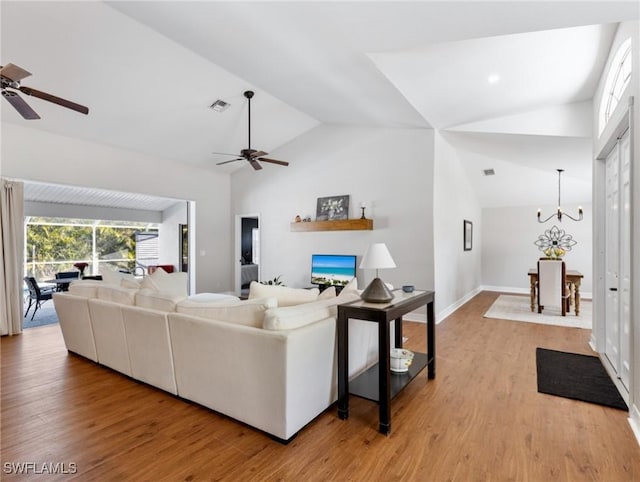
[24,217,159,280]
[599,38,632,135]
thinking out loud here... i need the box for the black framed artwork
[463,220,473,251]
[316,195,350,221]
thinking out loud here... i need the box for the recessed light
[487,74,500,84]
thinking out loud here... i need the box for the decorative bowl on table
[390,348,414,373]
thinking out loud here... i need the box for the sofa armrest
[53,293,97,362]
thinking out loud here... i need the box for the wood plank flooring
[2,291,639,481]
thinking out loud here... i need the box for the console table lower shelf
[349,352,430,402]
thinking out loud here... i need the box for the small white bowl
[390,348,414,373]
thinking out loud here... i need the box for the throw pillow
[248,281,319,307]
[68,280,102,298]
[140,269,188,297]
[121,277,141,289]
[102,268,137,287]
[96,285,137,305]
[176,297,277,328]
[338,277,359,298]
[262,291,361,330]
[262,298,334,330]
[317,286,336,299]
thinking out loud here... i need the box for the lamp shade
[359,243,396,303]
[359,243,396,270]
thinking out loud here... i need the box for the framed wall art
[463,220,473,251]
[316,195,349,221]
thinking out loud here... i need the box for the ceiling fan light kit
[214,90,289,171]
[1,63,89,119]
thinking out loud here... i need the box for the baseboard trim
[435,286,483,324]
[480,285,529,295]
[403,286,483,324]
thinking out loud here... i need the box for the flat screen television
[311,254,357,288]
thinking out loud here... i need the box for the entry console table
[337,290,435,435]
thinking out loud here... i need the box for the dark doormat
[536,348,628,411]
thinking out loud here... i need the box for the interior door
[604,141,620,373]
[603,128,631,390]
[619,129,631,389]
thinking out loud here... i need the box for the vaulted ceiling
[2,1,638,208]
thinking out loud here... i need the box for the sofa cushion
[97,284,137,305]
[176,297,277,328]
[248,281,319,307]
[135,289,185,312]
[184,293,240,303]
[68,280,102,298]
[263,291,360,330]
[140,269,188,297]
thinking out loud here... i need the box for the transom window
[599,37,632,136]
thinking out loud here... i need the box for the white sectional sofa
[53,273,378,442]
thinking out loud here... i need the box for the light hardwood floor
[2,291,639,481]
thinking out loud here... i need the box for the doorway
[235,214,261,296]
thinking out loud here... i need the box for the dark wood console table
[337,290,435,435]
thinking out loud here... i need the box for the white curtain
[0,178,24,336]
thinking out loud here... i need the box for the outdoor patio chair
[24,276,56,321]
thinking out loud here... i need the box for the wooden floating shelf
[290,218,373,232]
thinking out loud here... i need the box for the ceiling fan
[214,90,289,171]
[1,63,89,120]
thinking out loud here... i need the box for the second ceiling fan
[215,90,289,171]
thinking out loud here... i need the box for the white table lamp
[359,243,396,302]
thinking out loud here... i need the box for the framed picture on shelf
[316,195,349,221]
[463,220,473,251]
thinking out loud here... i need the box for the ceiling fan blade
[212,151,241,157]
[249,159,263,170]
[19,86,89,115]
[259,157,289,167]
[0,63,32,82]
[2,90,40,119]
[250,150,267,158]
[216,158,243,165]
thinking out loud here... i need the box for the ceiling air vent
[210,99,230,112]
[483,168,495,176]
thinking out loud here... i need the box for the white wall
[482,203,593,295]
[231,124,435,306]
[159,202,188,270]
[433,131,483,320]
[1,123,232,293]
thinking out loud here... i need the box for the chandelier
[537,169,583,223]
